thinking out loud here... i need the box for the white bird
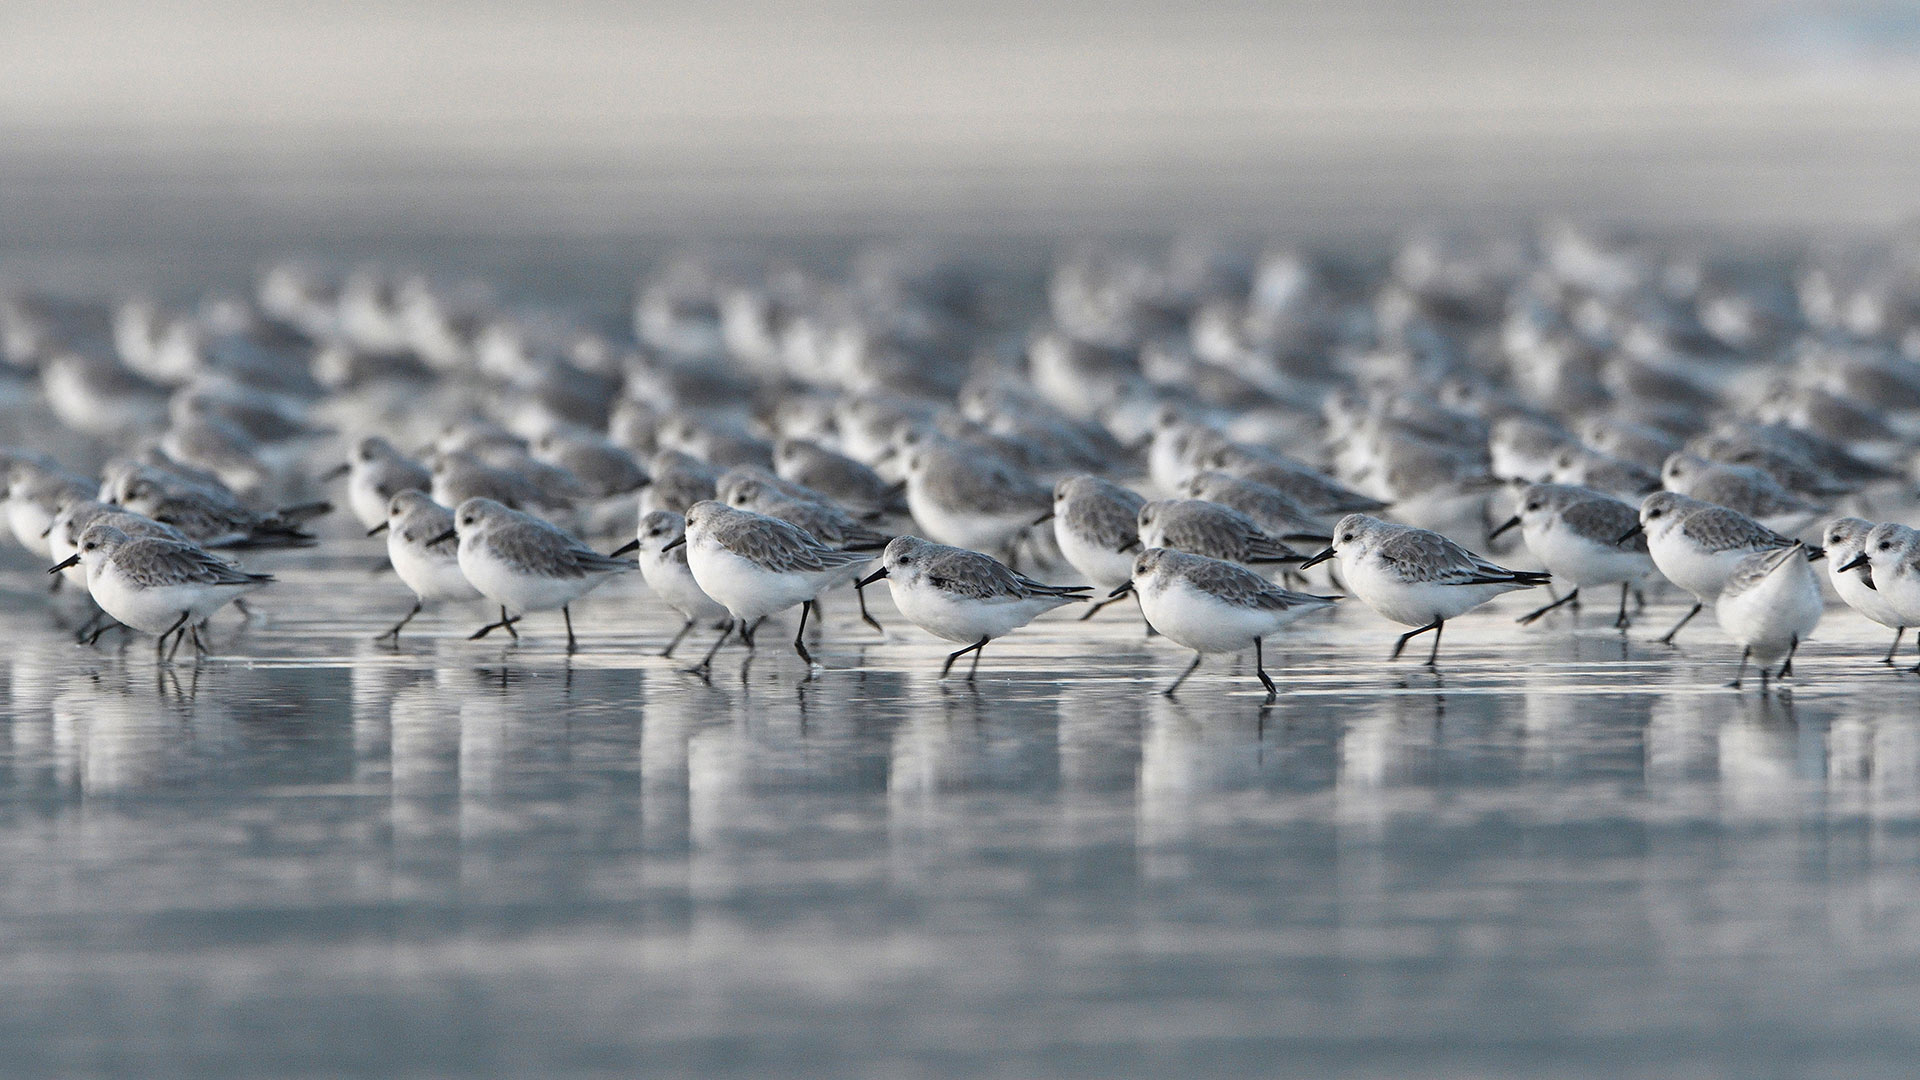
[1825,517,1909,665]
[1301,514,1548,664]
[51,523,270,660]
[1045,475,1146,620]
[328,436,430,531]
[1628,491,1813,645]
[437,498,634,651]
[857,536,1088,678]
[1717,543,1822,689]
[1114,547,1337,698]
[610,509,729,658]
[1489,483,1653,628]
[896,436,1050,558]
[370,491,481,641]
[676,500,875,671]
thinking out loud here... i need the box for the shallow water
[4,544,1920,1078]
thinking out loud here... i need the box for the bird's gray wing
[716,514,868,572]
[1163,505,1299,562]
[1181,557,1337,612]
[1721,545,1802,598]
[1070,495,1145,552]
[1680,507,1794,552]
[941,455,1050,515]
[486,522,634,577]
[119,539,268,588]
[1377,527,1534,585]
[924,548,1047,600]
[1559,498,1647,552]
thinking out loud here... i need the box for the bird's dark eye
[1882,541,1893,551]
[1340,533,1353,542]
[1649,510,1662,519]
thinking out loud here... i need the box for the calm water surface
[3,545,1919,1078]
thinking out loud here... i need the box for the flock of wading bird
[7,229,1920,698]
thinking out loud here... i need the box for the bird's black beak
[1032,511,1054,526]
[48,554,80,574]
[367,521,389,536]
[609,539,640,557]
[1299,547,1335,569]
[1488,515,1521,541]
[1838,553,1869,574]
[427,529,457,546]
[856,567,888,588]
[662,535,685,552]
[1617,523,1644,544]
[319,462,351,481]
[1107,580,1134,599]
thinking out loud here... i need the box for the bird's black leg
[563,606,577,653]
[1658,602,1702,645]
[1390,619,1442,662]
[856,579,886,635]
[741,618,760,651]
[1729,646,1750,689]
[1517,588,1580,625]
[377,600,422,642]
[688,618,734,675]
[1164,653,1204,697]
[190,623,209,657]
[966,638,988,680]
[165,612,194,662]
[1778,634,1798,680]
[662,618,696,658]
[1615,582,1631,630]
[84,617,121,647]
[792,601,816,666]
[1884,626,1905,666]
[1254,638,1277,700]
[940,636,989,678]
[157,611,191,660]
[469,606,520,641]
[1426,620,1446,666]
[73,609,108,645]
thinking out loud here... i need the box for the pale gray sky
[5,1,1920,234]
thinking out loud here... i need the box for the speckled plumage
[693,502,874,574]
[1138,499,1302,565]
[1054,476,1146,552]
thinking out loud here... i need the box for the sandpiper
[1113,547,1337,698]
[856,535,1088,678]
[1301,514,1548,664]
[371,491,481,641]
[677,500,875,671]
[52,523,271,660]
[437,498,634,651]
